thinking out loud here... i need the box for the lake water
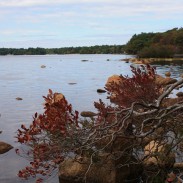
[0,54,183,183]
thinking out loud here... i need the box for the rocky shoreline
[121,57,183,64]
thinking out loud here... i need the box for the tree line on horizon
[0,27,183,57]
[0,45,125,55]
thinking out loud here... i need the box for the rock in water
[155,75,177,86]
[80,111,97,118]
[0,141,13,154]
[105,75,124,87]
[97,89,106,93]
[16,97,23,100]
[165,71,171,77]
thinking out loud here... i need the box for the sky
[0,0,182,48]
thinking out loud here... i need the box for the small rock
[106,59,110,61]
[176,92,183,98]
[97,89,106,93]
[0,131,2,134]
[0,141,13,154]
[81,60,88,62]
[125,60,129,63]
[165,72,171,77]
[68,82,77,85]
[16,97,23,100]
[41,65,46,68]
[80,111,97,118]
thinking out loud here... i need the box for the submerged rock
[0,141,13,154]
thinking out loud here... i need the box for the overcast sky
[0,0,182,48]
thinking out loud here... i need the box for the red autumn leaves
[16,89,79,182]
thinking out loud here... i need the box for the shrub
[16,65,183,182]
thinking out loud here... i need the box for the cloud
[0,0,182,47]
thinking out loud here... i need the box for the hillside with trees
[125,28,183,58]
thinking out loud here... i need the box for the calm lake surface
[0,54,183,183]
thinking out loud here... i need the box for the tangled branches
[16,65,183,182]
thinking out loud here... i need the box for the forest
[0,45,125,55]
[125,27,183,58]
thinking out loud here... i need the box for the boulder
[176,92,183,98]
[105,75,124,87]
[165,72,171,77]
[53,93,65,103]
[163,97,183,107]
[144,140,175,168]
[80,111,97,118]
[45,93,64,105]
[0,141,13,154]
[59,154,142,183]
[155,75,177,86]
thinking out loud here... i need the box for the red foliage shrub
[105,64,160,107]
[16,65,164,182]
[16,89,80,182]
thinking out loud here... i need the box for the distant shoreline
[0,45,125,55]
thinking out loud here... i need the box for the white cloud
[0,0,182,47]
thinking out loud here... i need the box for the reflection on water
[0,55,183,183]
